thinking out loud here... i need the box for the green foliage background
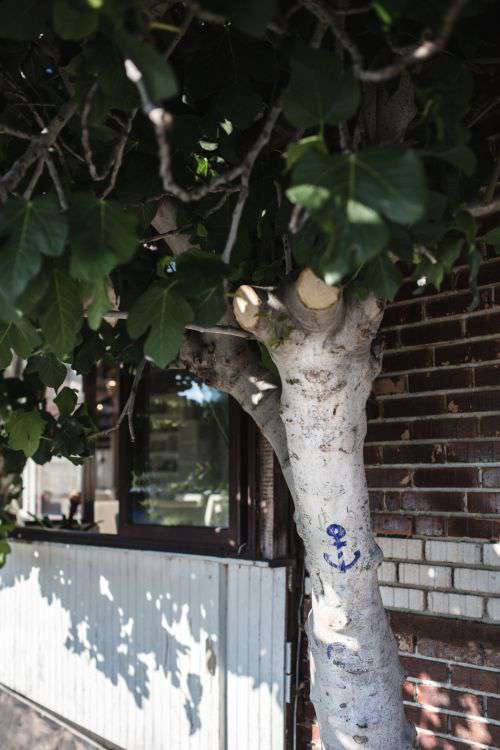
[0,0,498,550]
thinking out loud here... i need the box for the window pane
[130,369,229,528]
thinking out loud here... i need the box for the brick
[480,415,500,437]
[486,597,500,621]
[411,417,478,440]
[376,537,423,560]
[380,586,424,610]
[417,684,485,715]
[448,441,500,463]
[403,679,416,700]
[475,363,500,387]
[397,633,415,653]
[414,467,479,488]
[382,395,445,419]
[368,490,384,511]
[383,348,434,373]
[381,329,399,349]
[451,665,500,693]
[488,696,500,721]
[396,491,464,512]
[427,591,483,618]
[408,706,448,732]
[450,716,498,746]
[402,656,448,682]
[378,561,397,583]
[447,517,500,540]
[454,568,500,594]
[416,733,462,750]
[366,467,412,488]
[484,542,500,567]
[373,375,407,395]
[435,338,500,366]
[482,467,500,488]
[426,290,490,318]
[414,516,446,537]
[366,421,411,443]
[364,446,382,464]
[467,310,500,337]
[382,303,423,327]
[417,638,485,666]
[382,444,445,464]
[426,540,482,565]
[401,320,462,347]
[467,492,500,514]
[409,368,473,393]
[373,514,413,536]
[399,563,452,588]
[446,389,500,414]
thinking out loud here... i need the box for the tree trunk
[233,272,414,750]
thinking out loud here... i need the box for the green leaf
[127,282,193,368]
[69,195,139,281]
[214,83,264,129]
[85,279,110,330]
[286,136,324,170]
[428,146,477,177]
[54,387,78,418]
[358,255,403,301]
[283,48,360,128]
[53,0,99,40]
[0,539,11,568]
[414,237,462,291]
[0,0,51,40]
[201,0,277,36]
[0,196,68,302]
[6,409,45,457]
[175,250,228,296]
[114,28,178,102]
[40,270,83,358]
[25,352,67,390]
[193,285,226,326]
[291,147,426,224]
[0,316,41,368]
[483,226,500,249]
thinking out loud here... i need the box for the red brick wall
[297,255,500,749]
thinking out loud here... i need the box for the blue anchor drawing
[323,523,361,572]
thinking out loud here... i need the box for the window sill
[10,528,292,567]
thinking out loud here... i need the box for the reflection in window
[20,365,120,534]
[130,369,229,528]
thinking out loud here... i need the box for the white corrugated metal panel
[0,541,287,750]
[226,564,287,750]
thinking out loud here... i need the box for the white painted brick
[380,585,425,611]
[399,563,451,589]
[427,591,483,618]
[376,537,423,561]
[483,542,500,568]
[378,562,397,583]
[454,568,500,595]
[486,598,500,622]
[425,540,482,565]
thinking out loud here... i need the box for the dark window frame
[14,366,259,560]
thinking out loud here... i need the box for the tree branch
[89,359,146,443]
[302,0,467,83]
[101,109,137,199]
[45,156,68,210]
[468,197,500,218]
[0,99,77,198]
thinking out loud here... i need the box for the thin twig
[22,157,46,200]
[90,359,146,443]
[94,310,254,338]
[468,197,500,218]
[164,5,194,60]
[81,83,117,181]
[101,109,137,199]
[484,150,500,205]
[0,125,31,140]
[125,57,282,205]
[46,155,68,210]
[0,99,77,198]
[222,181,249,264]
[302,0,467,83]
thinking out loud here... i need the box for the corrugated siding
[0,541,287,750]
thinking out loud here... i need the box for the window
[17,363,256,557]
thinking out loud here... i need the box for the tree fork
[234,270,413,750]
